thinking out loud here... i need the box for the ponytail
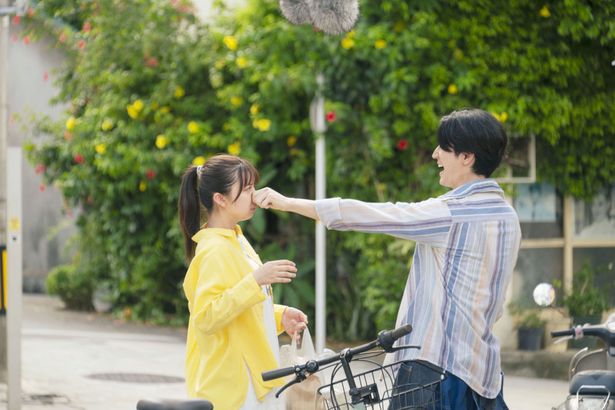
[178,166,201,262]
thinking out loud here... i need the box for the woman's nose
[432,146,439,159]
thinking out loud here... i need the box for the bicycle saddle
[569,370,615,395]
[136,399,213,410]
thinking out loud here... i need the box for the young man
[254,108,521,409]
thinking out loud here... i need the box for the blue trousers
[389,360,509,410]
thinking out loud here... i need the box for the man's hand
[253,187,290,211]
[281,307,308,338]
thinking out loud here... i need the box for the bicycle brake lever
[275,371,307,399]
[388,344,421,352]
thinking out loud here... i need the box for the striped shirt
[315,179,521,398]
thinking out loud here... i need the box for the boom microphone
[279,0,359,35]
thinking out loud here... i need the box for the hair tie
[196,165,203,175]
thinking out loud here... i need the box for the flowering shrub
[21,0,615,336]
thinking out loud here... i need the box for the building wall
[2,24,74,292]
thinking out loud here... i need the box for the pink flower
[325,111,336,122]
[59,32,67,43]
[23,35,31,45]
[396,139,409,151]
[27,8,35,17]
[12,15,20,25]
[35,164,46,174]
[74,153,84,164]
[39,184,46,192]
[77,39,86,50]
[82,21,91,33]
[43,71,49,82]
[144,57,159,68]
[146,169,156,180]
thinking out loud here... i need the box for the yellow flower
[287,135,298,147]
[133,99,144,111]
[174,86,185,99]
[341,37,355,50]
[95,143,106,154]
[187,121,200,134]
[347,30,356,38]
[159,106,170,114]
[539,5,550,18]
[139,181,147,192]
[230,96,243,107]
[252,118,271,132]
[66,116,76,131]
[227,142,241,156]
[101,119,114,131]
[250,104,260,115]
[374,39,387,49]
[192,156,206,166]
[236,56,248,69]
[223,35,238,51]
[447,84,459,95]
[155,134,168,149]
[491,112,509,123]
[127,105,139,119]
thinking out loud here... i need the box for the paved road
[0,294,568,409]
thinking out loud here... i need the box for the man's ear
[462,152,476,167]
[212,192,227,208]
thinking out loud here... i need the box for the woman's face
[225,180,257,223]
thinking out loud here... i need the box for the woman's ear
[462,152,476,167]
[212,192,227,208]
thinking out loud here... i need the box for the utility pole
[309,73,326,354]
[1,1,24,409]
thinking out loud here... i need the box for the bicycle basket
[316,360,445,410]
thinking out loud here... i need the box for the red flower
[82,21,91,33]
[39,184,46,192]
[27,8,35,17]
[396,139,409,151]
[23,35,31,45]
[77,39,86,50]
[35,164,46,174]
[325,111,336,122]
[144,57,159,68]
[146,169,156,180]
[73,153,84,164]
[12,15,20,25]
[43,71,49,82]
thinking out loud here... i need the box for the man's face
[432,145,473,189]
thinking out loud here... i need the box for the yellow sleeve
[274,304,287,335]
[192,249,265,335]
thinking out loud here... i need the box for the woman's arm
[254,188,319,220]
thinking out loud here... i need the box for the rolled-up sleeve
[315,197,452,247]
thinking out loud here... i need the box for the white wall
[4,24,74,292]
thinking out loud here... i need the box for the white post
[310,74,326,354]
[7,147,23,410]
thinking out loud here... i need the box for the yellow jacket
[183,226,286,409]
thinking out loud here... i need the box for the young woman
[178,154,308,409]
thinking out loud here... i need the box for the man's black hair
[437,109,508,177]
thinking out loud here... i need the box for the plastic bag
[279,329,331,410]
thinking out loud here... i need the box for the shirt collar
[441,178,504,199]
[191,225,243,243]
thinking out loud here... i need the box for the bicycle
[262,324,446,409]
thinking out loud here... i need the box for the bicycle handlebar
[262,324,414,382]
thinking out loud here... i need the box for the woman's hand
[253,260,297,286]
[281,307,308,338]
[253,187,290,211]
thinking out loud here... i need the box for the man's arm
[253,187,319,220]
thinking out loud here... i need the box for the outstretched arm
[254,187,319,220]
